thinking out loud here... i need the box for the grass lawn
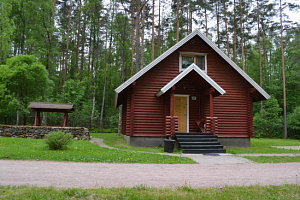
[0,137,195,164]
[0,184,299,200]
[226,138,300,154]
[226,138,300,163]
[91,133,182,153]
[244,156,300,163]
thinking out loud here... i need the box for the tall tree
[239,0,245,70]
[130,0,135,76]
[176,0,179,43]
[280,0,287,139]
[140,1,146,68]
[64,0,73,83]
[157,0,161,57]
[233,0,237,62]
[135,0,141,72]
[151,0,155,60]
[216,0,220,48]
[257,0,263,111]
[74,0,82,78]
[223,0,229,57]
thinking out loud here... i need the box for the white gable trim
[156,63,226,97]
[115,30,202,94]
[115,29,270,100]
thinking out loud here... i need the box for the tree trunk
[157,0,161,57]
[91,72,96,127]
[176,0,180,43]
[188,0,192,34]
[233,0,237,62]
[223,0,230,57]
[74,0,82,79]
[42,112,47,126]
[257,0,263,111]
[140,1,145,68]
[280,0,287,139]
[99,2,115,131]
[135,0,140,73]
[80,9,86,82]
[61,39,65,87]
[205,0,208,37]
[64,0,73,83]
[151,0,155,61]
[47,0,56,72]
[239,0,245,70]
[118,14,128,136]
[130,0,135,76]
[261,21,268,66]
[216,1,220,48]
[16,110,19,125]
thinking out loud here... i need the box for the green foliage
[0,0,15,64]
[0,55,51,124]
[44,131,73,150]
[287,107,300,139]
[253,97,283,138]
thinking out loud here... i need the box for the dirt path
[1,160,299,189]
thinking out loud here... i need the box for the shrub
[44,131,73,150]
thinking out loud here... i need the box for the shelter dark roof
[28,102,74,112]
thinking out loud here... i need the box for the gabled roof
[28,102,74,113]
[156,63,225,97]
[115,29,270,107]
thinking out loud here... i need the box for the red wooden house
[115,29,270,149]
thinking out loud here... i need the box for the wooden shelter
[28,102,74,127]
[115,29,270,148]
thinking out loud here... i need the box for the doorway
[174,95,189,132]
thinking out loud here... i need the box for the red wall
[122,35,254,138]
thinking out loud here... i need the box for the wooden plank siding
[122,35,255,138]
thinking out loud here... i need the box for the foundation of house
[218,137,251,147]
[124,135,250,148]
[124,136,166,147]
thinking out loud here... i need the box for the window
[180,52,207,72]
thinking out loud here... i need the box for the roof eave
[156,64,226,97]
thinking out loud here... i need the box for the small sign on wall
[191,96,197,100]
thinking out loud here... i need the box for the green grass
[226,138,300,154]
[0,137,195,164]
[92,133,183,153]
[0,185,299,199]
[244,156,300,163]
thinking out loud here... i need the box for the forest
[0,0,299,139]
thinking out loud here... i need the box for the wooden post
[63,112,68,127]
[247,88,255,137]
[209,92,213,118]
[130,82,136,136]
[170,86,175,116]
[34,111,41,126]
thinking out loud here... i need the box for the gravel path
[1,160,299,189]
[1,139,299,189]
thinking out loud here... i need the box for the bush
[44,131,73,150]
[253,97,283,138]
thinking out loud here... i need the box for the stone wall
[0,125,90,140]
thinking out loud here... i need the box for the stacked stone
[0,125,90,140]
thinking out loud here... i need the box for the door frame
[174,94,190,133]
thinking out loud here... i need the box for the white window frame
[179,52,208,73]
